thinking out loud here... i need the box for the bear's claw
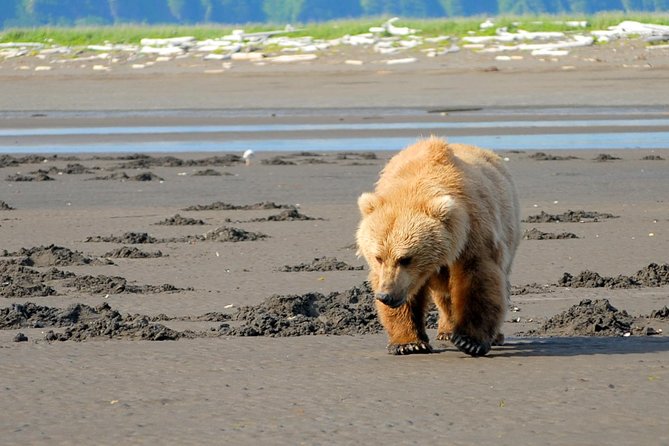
[387,341,433,355]
[436,332,451,341]
[450,333,491,357]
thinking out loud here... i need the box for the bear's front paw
[387,341,433,355]
[450,333,491,357]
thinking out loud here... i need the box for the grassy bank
[1,13,668,46]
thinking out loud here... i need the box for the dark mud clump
[154,214,206,226]
[87,171,163,181]
[523,210,618,223]
[14,333,28,342]
[200,226,267,242]
[191,169,232,176]
[0,261,73,298]
[249,209,319,222]
[183,201,295,211]
[0,200,15,210]
[0,154,79,168]
[85,232,158,244]
[278,257,365,272]
[523,228,579,240]
[64,275,184,295]
[557,263,669,289]
[523,299,633,337]
[261,157,296,166]
[511,283,554,295]
[0,301,108,329]
[336,152,377,160]
[86,172,131,181]
[6,172,54,181]
[133,172,164,181]
[44,163,94,175]
[272,152,333,165]
[650,306,669,319]
[221,282,381,336]
[4,244,112,267]
[594,153,622,162]
[110,154,242,169]
[641,155,665,161]
[528,152,579,161]
[0,302,182,341]
[632,263,669,287]
[103,246,164,258]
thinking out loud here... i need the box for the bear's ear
[358,192,380,216]
[428,195,456,220]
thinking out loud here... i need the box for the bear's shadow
[472,336,669,358]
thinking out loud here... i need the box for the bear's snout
[375,292,405,308]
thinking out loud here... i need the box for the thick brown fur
[356,137,521,356]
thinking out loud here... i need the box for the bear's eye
[398,256,412,267]
[375,256,383,264]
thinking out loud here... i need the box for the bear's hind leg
[448,257,507,357]
[376,288,432,355]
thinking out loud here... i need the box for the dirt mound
[523,210,618,223]
[594,153,622,161]
[183,201,295,211]
[191,169,232,176]
[0,302,105,329]
[0,302,182,341]
[0,261,73,298]
[1,281,56,299]
[5,245,111,267]
[525,299,634,337]
[85,232,159,244]
[44,163,94,175]
[261,157,296,165]
[250,209,318,222]
[112,154,242,169]
[278,257,365,272]
[296,158,331,165]
[641,155,665,160]
[523,228,579,240]
[132,172,163,181]
[511,283,554,295]
[200,226,267,242]
[528,152,579,161]
[155,214,206,225]
[220,282,381,337]
[6,172,54,181]
[650,306,669,319]
[103,246,164,258]
[557,263,669,289]
[0,154,79,167]
[86,171,131,181]
[632,263,669,287]
[87,171,163,181]
[64,275,183,295]
[335,152,377,160]
[0,200,14,210]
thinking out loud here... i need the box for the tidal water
[1,108,667,154]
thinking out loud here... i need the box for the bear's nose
[375,293,392,305]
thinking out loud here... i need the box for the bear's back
[376,137,511,198]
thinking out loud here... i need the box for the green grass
[2,13,668,46]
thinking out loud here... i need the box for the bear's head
[356,192,469,308]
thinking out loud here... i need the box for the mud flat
[0,145,668,444]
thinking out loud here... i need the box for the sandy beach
[1,40,669,445]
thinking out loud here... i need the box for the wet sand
[1,43,669,445]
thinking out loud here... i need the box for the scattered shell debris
[2,19,668,70]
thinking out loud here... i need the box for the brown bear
[356,137,521,356]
